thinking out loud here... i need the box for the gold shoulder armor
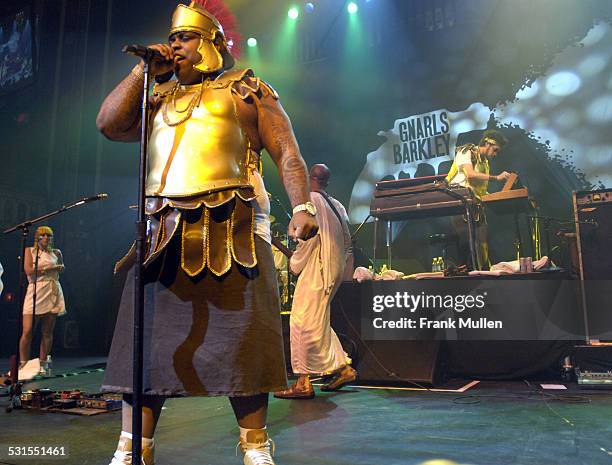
[255,79,280,100]
[217,68,253,85]
[231,71,280,101]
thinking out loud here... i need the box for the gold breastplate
[146,81,251,197]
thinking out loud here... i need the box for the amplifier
[573,188,612,340]
[574,188,612,278]
[575,189,612,207]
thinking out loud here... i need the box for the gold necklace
[162,81,205,127]
[172,92,196,114]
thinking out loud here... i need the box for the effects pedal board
[576,369,612,389]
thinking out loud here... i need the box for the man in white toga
[275,164,357,399]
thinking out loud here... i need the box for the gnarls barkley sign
[348,103,492,223]
[393,112,451,164]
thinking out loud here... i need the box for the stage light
[305,2,315,12]
[288,7,299,20]
[347,2,358,14]
[247,37,258,47]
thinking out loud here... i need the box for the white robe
[289,192,351,375]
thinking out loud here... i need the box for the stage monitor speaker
[331,284,441,385]
[573,188,612,340]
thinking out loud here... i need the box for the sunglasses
[39,233,53,237]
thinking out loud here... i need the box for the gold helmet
[170,1,236,73]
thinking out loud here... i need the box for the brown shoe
[273,383,315,399]
[320,366,357,392]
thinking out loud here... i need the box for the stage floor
[1,357,612,465]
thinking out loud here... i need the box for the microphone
[74,193,109,206]
[122,45,174,84]
[122,44,163,60]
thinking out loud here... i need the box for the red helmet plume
[192,0,242,58]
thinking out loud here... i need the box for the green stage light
[288,7,299,20]
[247,37,258,47]
[347,2,358,14]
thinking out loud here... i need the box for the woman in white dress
[19,226,66,368]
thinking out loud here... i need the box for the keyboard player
[445,129,512,269]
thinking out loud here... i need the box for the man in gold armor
[96,1,318,464]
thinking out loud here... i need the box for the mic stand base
[5,355,23,413]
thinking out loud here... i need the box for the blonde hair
[33,226,55,252]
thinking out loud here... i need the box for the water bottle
[46,355,53,377]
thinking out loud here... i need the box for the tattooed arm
[254,92,318,240]
[96,44,174,142]
[96,64,145,142]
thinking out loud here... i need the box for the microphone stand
[350,214,371,243]
[32,242,40,362]
[346,214,374,270]
[2,193,107,412]
[130,52,155,465]
[528,215,596,259]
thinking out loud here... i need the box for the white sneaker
[238,430,276,465]
[109,436,154,465]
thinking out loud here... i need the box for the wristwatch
[292,201,317,216]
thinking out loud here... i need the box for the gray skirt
[102,235,288,397]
